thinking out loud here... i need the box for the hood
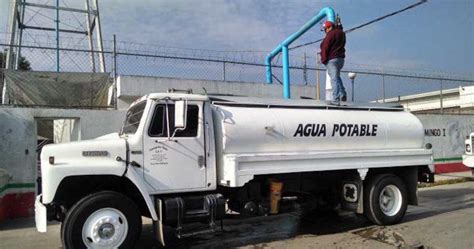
[95,132,121,140]
[40,137,127,169]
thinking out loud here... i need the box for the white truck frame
[35,93,434,248]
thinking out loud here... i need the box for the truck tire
[363,174,407,225]
[61,191,142,249]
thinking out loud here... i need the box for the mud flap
[153,198,165,246]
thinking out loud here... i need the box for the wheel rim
[378,184,402,216]
[82,208,128,248]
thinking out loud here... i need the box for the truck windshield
[121,101,146,135]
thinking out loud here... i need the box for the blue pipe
[282,45,290,99]
[265,7,336,98]
[265,44,283,83]
[265,52,275,83]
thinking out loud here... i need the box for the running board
[177,227,216,238]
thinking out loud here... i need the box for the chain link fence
[1,39,473,110]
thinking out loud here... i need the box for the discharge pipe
[265,7,336,99]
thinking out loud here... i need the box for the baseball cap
[323,21,333,29]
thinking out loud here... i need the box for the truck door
[143,101,207,192]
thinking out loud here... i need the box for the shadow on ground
[136,185,474,248]
[136,209,372,249]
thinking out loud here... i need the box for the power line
[290,0,428,50]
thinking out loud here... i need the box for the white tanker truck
[35,93,434,248]
[463,132,474,174]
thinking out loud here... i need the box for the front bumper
[463,154,474,168]
[35,195,47,233]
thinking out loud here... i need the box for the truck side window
[149,104,199,137]
[149,106,166,137]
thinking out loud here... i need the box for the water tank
[212,103,424,155]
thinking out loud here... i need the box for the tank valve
[264,126,275,134]
[269,179,283,214]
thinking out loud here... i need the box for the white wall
[0,107,126,186]
[116,75,317,109]
[417,114,474,160]
[53,119,80,143]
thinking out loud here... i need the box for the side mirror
[174,100,186,129]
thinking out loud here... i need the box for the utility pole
[3,0,20,104]
[303,53,308,85]
[316,69,320,100]
[55,0,60,71]
[440,80,443,114]
[113,34,117,110]
[93,0,106,72]
[15,0,26,69]
[382,75,386,103]
[348,72,357,101]
[85,0,96,72]
[5,0,19,71]
[316,55,320,100]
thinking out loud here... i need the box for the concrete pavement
[0,182,473,248]
[434,170,473,182]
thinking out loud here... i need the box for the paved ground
[434,171,473,182]
[1,181,473,249]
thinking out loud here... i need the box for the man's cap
[323,21,334,29]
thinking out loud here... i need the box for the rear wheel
[364,174,407,225]
[61,191,142,249]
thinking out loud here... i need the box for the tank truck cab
[36,93,435,248]
[137,93,216,193]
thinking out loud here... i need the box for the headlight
[466,144,471,153]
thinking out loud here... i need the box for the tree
[0,51,31,101]
[0,51,31,71]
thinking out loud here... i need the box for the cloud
[101,0,290,51]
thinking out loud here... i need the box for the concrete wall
[0,107,125,220]
[417,114,474,173]
[117,75,317,109]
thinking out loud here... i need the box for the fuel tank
[211,101,425,155]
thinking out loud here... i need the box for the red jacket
[320,28,346,65]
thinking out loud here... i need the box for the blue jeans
[326,58,347,101]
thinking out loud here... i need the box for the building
[380,86,474,114]
[379,86,474,174]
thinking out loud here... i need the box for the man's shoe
[341,96,347,101]
[330,101,340,106]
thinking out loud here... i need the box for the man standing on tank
[320,21,347,105]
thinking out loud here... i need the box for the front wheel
[61,191,142,249]
[364,174,408,225]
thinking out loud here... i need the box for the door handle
[198,155,205,167]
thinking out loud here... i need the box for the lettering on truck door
[143,101,207,192]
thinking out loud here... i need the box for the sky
[0,0,473,77]
[105,0,473,75]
